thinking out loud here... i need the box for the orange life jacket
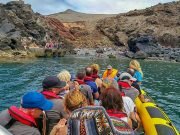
[102,68,118,79]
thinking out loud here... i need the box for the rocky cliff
[97,1,180,48]
[0,1,179,61]
[0,1,74,58]
[49,9,116,48]
[96,1,180,61]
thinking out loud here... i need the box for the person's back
[84,67,99,99]
[0,109,38,135]
[79,84,94,105]
[100,87,132,128]
[41,76,68,118]
[0,107,40,135]
[129,60,143,85]
[0,92,53,135]
[121,84,139,102]
[118,73,139,102]
[75,69,94,105]
[9,121,40,135]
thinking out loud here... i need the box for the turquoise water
[0,57,179,130]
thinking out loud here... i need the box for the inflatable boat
[135,90,179,135]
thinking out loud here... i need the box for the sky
[0,0,178,15]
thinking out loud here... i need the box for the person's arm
[134,72,142,85]
[91,83,99,99]
[87,88,94,105]
[127,117,132,129]
[130,109,141,130]
[93,92,99,100]
[50,119,67,135]
[137,82,142,85]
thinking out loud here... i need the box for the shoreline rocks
[0,47,180,63]
[126,35,180,62]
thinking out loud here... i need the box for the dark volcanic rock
[0,1,45,50]
[134,50,148,59]
[97,1,180,48]
[125,51,134,58]
[128,35,161,55]
[0,1,74,53]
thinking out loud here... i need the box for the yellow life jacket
[102,68,118,79]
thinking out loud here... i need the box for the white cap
[107,65,112,69]
[119,72,137,81]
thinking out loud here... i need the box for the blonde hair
[101,78,119,92]
[64,90,87,112]
[57,70,71,82]
[91,64,100,72]
[129,60,143,76]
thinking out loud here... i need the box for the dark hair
[85,67,92,76]
[100,87,123,111]
[76,69,85,80]
[127,68,134,76]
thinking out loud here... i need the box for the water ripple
[0,57,179,130]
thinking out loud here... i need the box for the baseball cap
[42,76,66,89]
[107,65,112,70]
[119,72,137,81]
[21,91,53,110]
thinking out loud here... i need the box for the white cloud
[65,0,179,14]
[0,0,178,15]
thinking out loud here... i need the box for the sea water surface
[0,56,179,130]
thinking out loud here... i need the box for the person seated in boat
[100,78,141,131]
[50,89,88,135]
[84,66,99,100]
[126,68,148,103]
[41,76,68,118]
[91,63,100,79]
[118,72,139,102]
[0,91,53,135]
[127,68,141,91]
[129,60,143,85]
[90,63,103,90]
[75,69,94,105]
[100,87,132,128]
[102,65,118,80]
[101,77,119,93]
[57,70,72,97]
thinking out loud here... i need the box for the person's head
[64,90,87,113]
[21,91,53,118]
[127,68,135,76]
[85,67,93,77]
[101,78,119,92]
[70,73,76,81]
[129,60,143,76]
[119,72,136,85]
[107,65,113,74]
[100,87,123,111]
[57,70,71,83]
[42,76,66,94]
[76,69,86,80]
[91,64,100,74]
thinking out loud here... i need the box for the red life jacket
[84,76,94,82]
[118,81,131,88]
[8,106,37,127]
[75,79,85,85]
[41,91,62,99]
[120,92,125,97]
[91,73,100,80]
[106,109,127,119]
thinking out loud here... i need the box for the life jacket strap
[4,118,16,129]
